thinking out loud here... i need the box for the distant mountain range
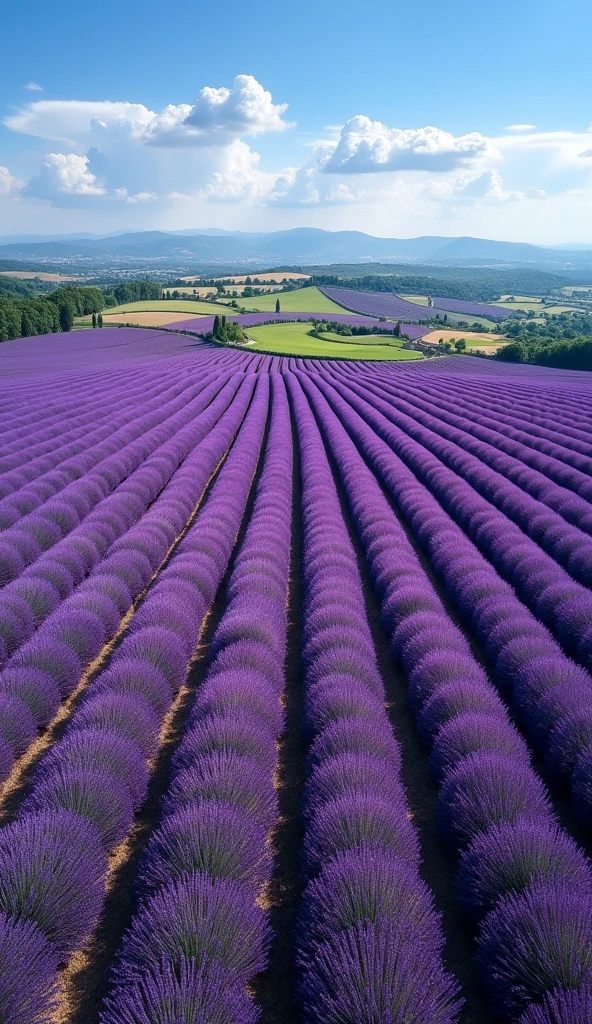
[1,228,592,272]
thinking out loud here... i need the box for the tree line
[496,335,592,371]
[0,286,103,341]
[309,269,573,303]
[103,281,162,306]
[0,281,160,342]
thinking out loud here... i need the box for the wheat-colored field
[212,272,310,284]
[0,271,81,281]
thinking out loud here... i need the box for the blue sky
[1,0,592,242]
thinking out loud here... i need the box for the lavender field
[0,327,591,1023]
[319,286,511,323]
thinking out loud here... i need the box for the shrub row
[102,372,291,1022]
[316,375,592,829]
[304,371,592,1019]
[0,376,252,783]
[0,373,267,1023]
[287,374,461,1024]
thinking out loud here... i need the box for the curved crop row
[313,373,592,830]
[0,374,268,1022]
[356,365,592,493]
[101,371,291,1022]
[287,373,461,1024]
[300,370,592,1020]
[0,376,253,783]
[0,367,234,586]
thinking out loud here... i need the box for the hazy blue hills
[1,228,592,272]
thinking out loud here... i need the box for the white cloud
[323,115,489,173]
[3,77,592,243]
[449,169,523,202]
[23,153,105,201]
[144,75,291,146]
[126,190,157,204]
[3,100,154,146]
[3,77,290,155]
[23,81,43,92]
[0,166,23,197]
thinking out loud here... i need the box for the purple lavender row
[0,362,234,603]
[349,366,592,511]
[366,357,592,447]
[0,376,266,1023]
[382,369,592,473]
[384,363,592,452]
[0,359,199,471]
[0,368,236,671]
[0,374,249,783]
[0,347,236,480]
[0,364,178,466]
[314,372,592,836]
[286,372,461,1024]
[0,365,229,585]
[300,371,592,1021]
[101,373,290,1022]
[335,370,592,577]
[327,371,592,663]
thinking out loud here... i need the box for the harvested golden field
[0,271,81,281]
[422,329,504,349]
[213,272,310,284]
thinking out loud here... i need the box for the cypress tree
[59,304,74,332]
[98,312,103,328]
[92,312,97,328]
[213,315,220,339]
[275,298,280,313]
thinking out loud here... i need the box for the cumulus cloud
[5,77,290,151]
[23,153,105,201]
[454,170,523,202]
[144,75,291,146]
[3,74,592,243]
[323,115,489,173]
[0,166,23,197]
[23,81,43,92]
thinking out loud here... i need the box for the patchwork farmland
[0,326,591,1023]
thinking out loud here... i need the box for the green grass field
[238,286,347,314]
[243,323,424,360]
[102,299,232,315]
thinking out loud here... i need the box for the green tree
[213,315,221,339]
[275,298,281,313]
[455,338,467,352]
[98,312,103,328]
[498,341,526,362]
[92,312,97,329]
[394,321,401,337]
[59,303,74,332]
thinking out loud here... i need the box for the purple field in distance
[320,285,511,322]
[167,311,429,339]
[431,297,511,320]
